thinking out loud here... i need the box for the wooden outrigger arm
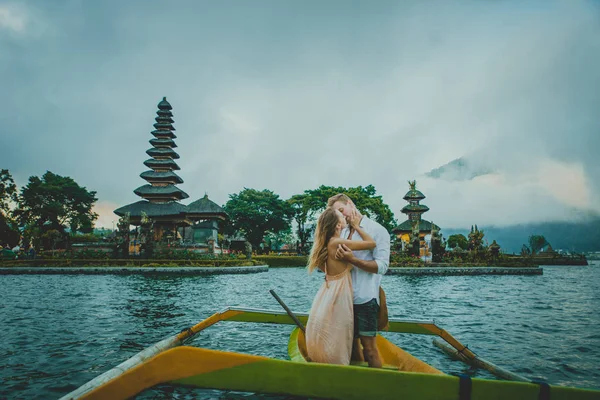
[433,339,529,382]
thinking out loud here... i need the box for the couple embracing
[305,193,390,367]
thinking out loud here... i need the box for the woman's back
[324,241,349,275]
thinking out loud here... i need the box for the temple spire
[401,180,429,222]
[134,97,188,203]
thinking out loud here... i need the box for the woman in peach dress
[305,207,376,365]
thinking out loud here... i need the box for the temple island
[0,98,585,275]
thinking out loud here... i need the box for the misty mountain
[426,157,494,181]
[442,218,600,253]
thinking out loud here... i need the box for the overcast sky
[1,0,599,229]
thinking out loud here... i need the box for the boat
[61,306,600,400]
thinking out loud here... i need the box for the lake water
[1,263,599,399]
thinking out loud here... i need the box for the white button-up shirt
[341,216,390,305]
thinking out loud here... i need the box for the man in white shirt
[328,194,390,368]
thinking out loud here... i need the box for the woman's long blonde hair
[307,208,341,273]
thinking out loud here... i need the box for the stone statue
[408,219,420,257]
[244,241,252,259]
[430,221,444,262]
[140,212,155,259]
[489,240,501,262]
[116,212,130,258]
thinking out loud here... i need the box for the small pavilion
[184,194,229,247]
[392,180,440,256]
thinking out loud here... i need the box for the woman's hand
[349,210,361,228]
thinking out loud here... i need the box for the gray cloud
[1,0,598,229]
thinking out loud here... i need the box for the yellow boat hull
[288,326,443,374]
[79,345,600,400]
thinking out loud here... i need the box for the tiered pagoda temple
[115,97,229,250]
[114,97,191,241]
[392,180,440,255]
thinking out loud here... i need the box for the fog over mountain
[1,1,599,237]
[443,218,600,254]
[426,157,494,181]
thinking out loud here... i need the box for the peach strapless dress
[305,264,353,365]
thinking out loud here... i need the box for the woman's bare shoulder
[328,237,345,247]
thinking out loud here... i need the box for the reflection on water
[122,276,187,330]
[0,263,599,399]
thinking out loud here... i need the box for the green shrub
[390,252,425,267]
[72,249,112,260]
[253,255,307,267]
[71,234,102,243]
[152,248,238,261]
[0,258,260,267]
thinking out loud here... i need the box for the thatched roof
[149,138,177,148]
[401,204,430,213]
[114,200,188,217]
[143,158,180,170]
[134,184,189,200]
[140,171,183,184]
[187,195,228,217]
[146,147,180,159]
[393,219,440,233]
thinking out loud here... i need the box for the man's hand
[335,244,355,262]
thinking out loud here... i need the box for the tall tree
[0,169,18,217]
[116,213,131,258]
[15,171,98,235]
[467,225,486,252]
[264,228,295,252]
[224,188,293,250]
[528,235,548,255]
[0,169,20,247]
[287,193,320,254]
[299,185,396,232]
[447,234,468,250]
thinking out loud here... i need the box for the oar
[269,289,306,334]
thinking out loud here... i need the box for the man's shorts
[353,298,379,338]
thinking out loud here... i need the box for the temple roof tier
[151,129,177,139]
[146,147,180,159]
[153,122,176,131]
[187,194,228,218]
[134,184,189,200]
[393,219,440,234]
[114,200,187,218]
[157,109,173,117]
[143,158,180,170]
[401,204,430,214]
[149,138,177,148]
[140,170,184,184]
[155,116,174,124]
[157,97,172,110]
[403,189,426,201]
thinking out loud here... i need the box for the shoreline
[0,265,268,275]
[387,266,543,275]
[0,265,545,276]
